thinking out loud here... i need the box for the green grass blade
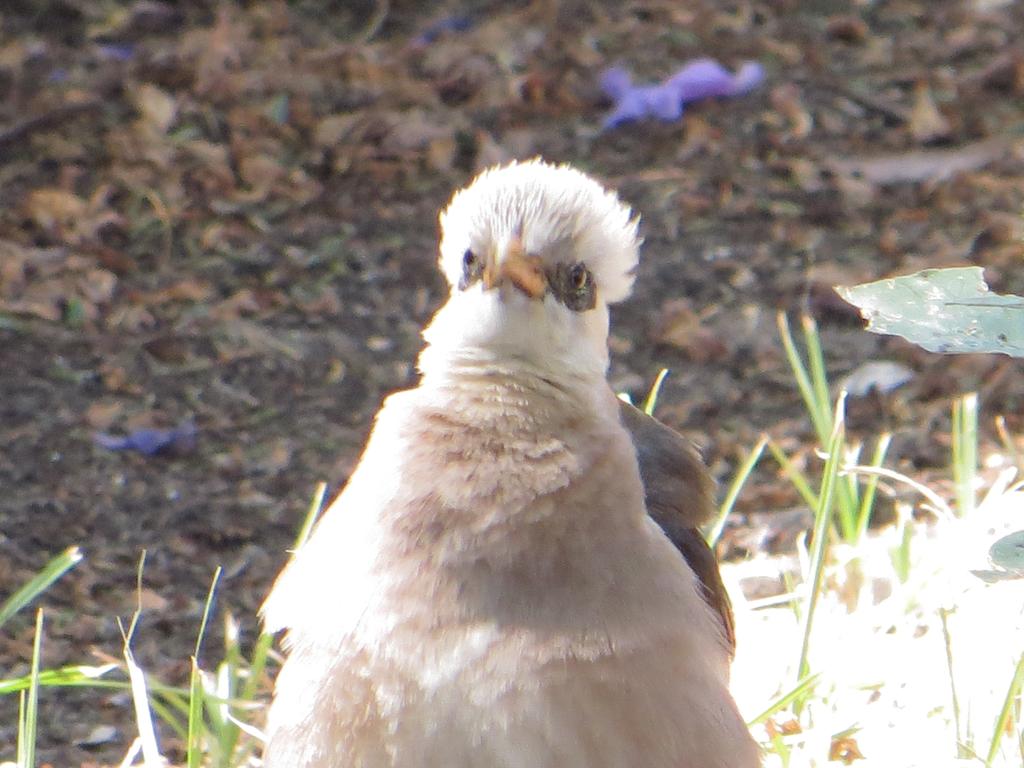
[187,658,205,768]
[195,568,222,659]
[952,393,978,518]
[0,663,119,694]
[782,314,861,542]
[223,613,242,692]
[801,314,833,445]
[294,482,328,551]
[215,664,235,764]
[832,443,860,544]
[216,613,243,765]
[940,607,969,758]
[994,415,1022,473]
[150,680,197,721]
[706,436,767,546]
[148,688,189,741]
[16,690,26,767]
[0,546,82,629]
[890,504,913,583]
[641,368,670,416]
[854,433,892,543]
[747,672,821,726]
[777,313,830,442]
[121,552,164,765]
[771,732,790,767]
[19,609,44,768]
[239,631,275,703]
[124,644,163,764]
[796,393,846,692]
[766,439,820,511]
[228,629,275,764]
[775,310,873,544]
[187,567,221,766]
[986,651,1024,766]
[834,485,857,542]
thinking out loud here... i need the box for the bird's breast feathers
[262,377,755,767]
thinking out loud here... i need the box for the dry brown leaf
[138,588,169,612]
[653,299,699,346]
[960,48,1024,94]
[909,81,951,143]
[210,288,263,320]
[143,335,190,364]
[295,285,343,316]
[0,240,29,293]
[0,297,62,322]
[829,735,865,764]
[78,268,118,304]
[133,83,178,134]
[181,140,235,196]
[826,15,869,43]
[237,154,284,200]
[26,189,87,237]
[144,279,215,305]
[383,110,455,153]
[770,84,813,139]
[472,129,510,171]
[99,363,142,394]
[213,318,305,361]
[787,157,825,192]
[106,303,157,332]
[84,401,125,430]
[182,139,230,167]
[652,299,729,363]
[315,114,359,147]
[255,439,293,475]
[426,135,457,172]
[191,6,247,96]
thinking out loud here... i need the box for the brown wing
[618,401,736,652]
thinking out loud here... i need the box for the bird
[261,159,760,768]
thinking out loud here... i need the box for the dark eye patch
[459,248,483,290]
[549,262,596,312]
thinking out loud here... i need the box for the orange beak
[482,236,547,299]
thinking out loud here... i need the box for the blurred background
[1,0,1023,764]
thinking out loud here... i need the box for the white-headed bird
[262,159,760,768]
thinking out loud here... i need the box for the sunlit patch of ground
[726,463,1024,767]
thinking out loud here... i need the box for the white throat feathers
[418,159,642,383]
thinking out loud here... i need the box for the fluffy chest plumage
[267,628,753,768]
[262,376,755,768]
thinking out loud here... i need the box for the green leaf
[836,267,1024,357]
[988,530,1024,575]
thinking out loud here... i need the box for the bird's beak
[483,236,547,299]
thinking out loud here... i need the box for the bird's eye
[569,263,589,291]
[459,248,483,290]
[551,262,596,312]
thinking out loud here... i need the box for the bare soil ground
[2,1,1024,764]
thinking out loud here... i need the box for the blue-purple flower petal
[599,57,764,130]
[729,62,766,95]
[599,66,634,101]
[94,420,197,456]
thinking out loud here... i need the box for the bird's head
[419,159,641,381]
